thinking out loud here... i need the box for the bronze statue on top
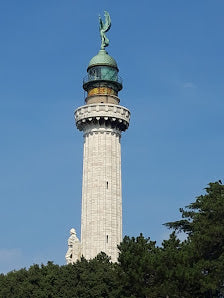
[99,11,111,50]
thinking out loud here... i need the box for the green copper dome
[87,49,118,70]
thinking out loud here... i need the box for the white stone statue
[65,228,81,264]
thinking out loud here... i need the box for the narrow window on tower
[106,181,108,189]
[106,235,109,243]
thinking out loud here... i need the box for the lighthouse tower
[66,12,130,263]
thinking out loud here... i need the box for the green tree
[165,181,224,297]
[0,254,119,298]
[117,233,198,298]
[117,233,158,297]
[69,253,120,297]
[152,232,201,298]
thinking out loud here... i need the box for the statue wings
[101,11,111,32]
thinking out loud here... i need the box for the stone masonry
[75,101,130,262]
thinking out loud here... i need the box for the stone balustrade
[75,103,130,132]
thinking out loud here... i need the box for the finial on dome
[99,11,111,50]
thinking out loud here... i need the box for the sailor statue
[65,228,81,264]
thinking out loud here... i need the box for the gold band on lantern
[88,87,117,96]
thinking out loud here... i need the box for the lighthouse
[66,11,130,263]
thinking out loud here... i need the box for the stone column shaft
[81,127,121,261]
[75,103,130,262]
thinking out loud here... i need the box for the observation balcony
[75,103,130,132]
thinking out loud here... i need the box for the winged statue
[99,11,111,50]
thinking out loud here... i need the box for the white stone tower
[66,12,130,263]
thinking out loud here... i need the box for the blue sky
[0,0,223,273]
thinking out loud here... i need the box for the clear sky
[0,0,223,273]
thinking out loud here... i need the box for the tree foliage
[117,234,157,297]
[0,254,119,298]
[0,182,223,297]
[165,181,224,296]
